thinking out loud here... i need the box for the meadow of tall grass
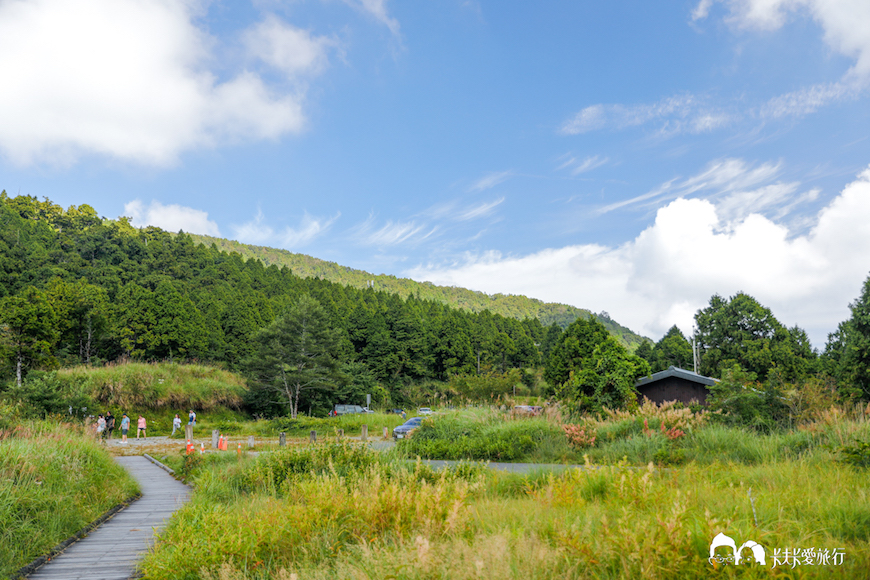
[138,440,870,579]
[58,361,248,411]
[0,408,139,578]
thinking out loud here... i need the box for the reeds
[0,420,139,577]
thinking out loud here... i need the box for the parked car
[393,417,423,439]
[512,405,543,416]
[388,408,405,415]
[418,407,434,415]
[333,404,375,415]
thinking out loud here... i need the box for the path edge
[143,453,176,476]
[10,491,142,580]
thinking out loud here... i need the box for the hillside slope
[187,234,648,349]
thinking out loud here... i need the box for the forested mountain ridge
[185,233,648,349]
[0,194,551,396]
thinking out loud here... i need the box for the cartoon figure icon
[710,533,766,565]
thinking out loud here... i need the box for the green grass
[0,418,139,578]
[399,408,579,462]
[138,441,870,579]
[58,361,248,412]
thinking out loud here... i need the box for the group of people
[92,409,197,444]
[93,412,143,444]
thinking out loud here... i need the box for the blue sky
[1,0,870,347]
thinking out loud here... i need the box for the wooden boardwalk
[27,456,190,580]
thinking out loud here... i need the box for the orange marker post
[186,440,193,455]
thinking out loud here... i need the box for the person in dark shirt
[105,411,115,440]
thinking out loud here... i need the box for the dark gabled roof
[635,366,718,388]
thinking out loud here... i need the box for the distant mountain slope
[186,234,649,350]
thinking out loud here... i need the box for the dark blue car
[392,417,423,440]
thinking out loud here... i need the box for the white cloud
[559,155,610,175]
[232,209,275,245]
[597,158,817,225]
[706,0,870,78]
[280,212,339,248]
[124,199,220,236]
[341,0,400,36]
[760,81,860,118]
[243,15,333,77]
[468,170,513,192]
[560,95,731,136]
[0,1,329,166]
[407,165,870,348]
[232,209,338,248]
[456,198,504,221]
[352,213,436,246]
[693,0,870,116]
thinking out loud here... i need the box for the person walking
[105,411,115,440]
[96,414,106,443]
[137,415,147,439]
[171,414,182,436]
[188,409,196,426]
[120,414,130,443]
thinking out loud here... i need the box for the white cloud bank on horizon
[406,165,870,348]
[0,0,332,166]
[124,199,220,236]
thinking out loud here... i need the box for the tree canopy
[695,292,814,381]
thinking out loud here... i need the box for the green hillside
[186,234,648,350]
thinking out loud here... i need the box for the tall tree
[244,295,344,418]
[695,292,807,381]
[825,275,870,400]
[543,316,611,388]
[649,325,693,372]
[0,287,59,386]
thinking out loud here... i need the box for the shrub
[563,424,597,448]
[838,438,870,468]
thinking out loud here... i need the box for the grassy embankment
[55,362,249,438]
[56,363,407,442]
[0,407,139,578]
[139,430,870,579]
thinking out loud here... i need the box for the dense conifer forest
[0,193,587,413]
[185,233,647,347]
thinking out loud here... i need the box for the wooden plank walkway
[26,456,190,580]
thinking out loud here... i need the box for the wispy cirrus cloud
[281,212,340,248]
[232,209,338,248]
[352,213,436,246]
[456,198,505,221]
[596,157,818,225]
[557,154,609,175]
[560,95,732,136]
[468,170,513,192]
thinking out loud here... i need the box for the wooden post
[211,429,219,448]
[247,435,255,449]
[279,432,286,447]
[185,424,193,441]
[337,428,344,442]
[310,430,317,443]
[361,425,368,442]
[383,427,388,440]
